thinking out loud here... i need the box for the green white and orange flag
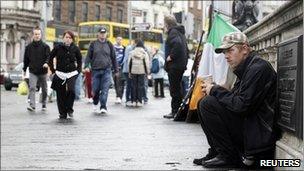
[188,14,240,111]
[197,13,240,85]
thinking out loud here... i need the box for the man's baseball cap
[99,26,107,33]
[215,32,248,53]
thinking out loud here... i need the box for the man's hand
[22,71,26,80]
[166,55,172,62]
[43,63,48,68]
[84,68,90,73]
[115,72,119,77]
[202,82,214,95]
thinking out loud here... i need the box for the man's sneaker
[99,108,108,114]
[42,105,47,111]
[137,102,143,107]
[163,112,175,119]
[68,112,74,118]
[27,105,35,111]
[126,101,132,106]
[93,104,98,113]
[115,97,122,104]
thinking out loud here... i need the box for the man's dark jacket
[85,39,118,73]
[23,40,50,75]
[164,25,188,72]
[49,42,82,74]
[210,51,280,156]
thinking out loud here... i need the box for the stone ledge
[276,140,304,170]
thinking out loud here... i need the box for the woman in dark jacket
[49,30,82,119]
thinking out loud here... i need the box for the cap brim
[215,43,234,53]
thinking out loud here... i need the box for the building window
[54,0,61,21]
[69,0,76,23]
[33,0,38,9]
[143,11,147,23]
[189,1,194,8]
[197,1,201,10]
[106,7,112,21]
[95,4,101,21]
[154,13,158,28]
[82,2,88,22]
[117,9,123,23]
[132,17,136,24]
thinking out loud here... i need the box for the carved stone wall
[244,0,303,169]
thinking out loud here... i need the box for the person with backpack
[151,47,165,98]
[128,40,149,107]
[84,26,118,114]
[23,26,50,112]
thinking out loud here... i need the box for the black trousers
[113,70,125,99]
[168,69,184,113]
[198,95,244,162]
[154,78,164,97]
[131,74,145,103]
[55,76,77,117]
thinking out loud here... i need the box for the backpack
[151,58,160,73]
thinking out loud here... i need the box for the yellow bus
[78,21,164,56]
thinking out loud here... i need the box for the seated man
[194,32,280,168]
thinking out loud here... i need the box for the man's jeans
[74,73,83,100]
[29,72,47,108]
[92,68,112,109]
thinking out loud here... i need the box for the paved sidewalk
[1,87,209,170]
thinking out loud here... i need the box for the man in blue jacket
[194,32,280,168]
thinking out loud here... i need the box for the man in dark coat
[163,15,188,119]
[23,26,50,111]
[194,32,280,168]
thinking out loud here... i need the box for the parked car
[3,63,25,90]
[0,67,5,85]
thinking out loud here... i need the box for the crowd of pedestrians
[21,15,279,169]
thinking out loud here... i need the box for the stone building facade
[48,0,128,43]
[0,1,41,71]
[244,1,303,169]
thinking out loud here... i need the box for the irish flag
[197,13,240,85]
[188,14,240,115]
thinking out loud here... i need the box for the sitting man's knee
[199,95,217,109]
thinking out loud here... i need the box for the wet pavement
[1,86,209,170]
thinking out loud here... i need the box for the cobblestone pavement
[1,86,210,170]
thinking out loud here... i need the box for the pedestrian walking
[128,40,149,107]
[163,15,189,119]
[194,32,280,168]
[23,26,50,111]
[49,30,82,119]
[122,40,137,106]
[84,26,118,114]
[84,70,93,103]
[113,36,125,104]
[151,47,165,98]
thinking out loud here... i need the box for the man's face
[98,32,107,40]
[116,37,122,45]
[33,29,41,41]
[223,44,248,70]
